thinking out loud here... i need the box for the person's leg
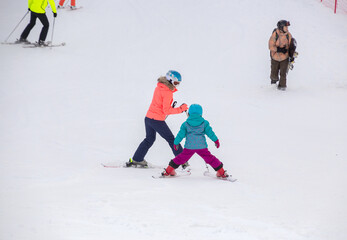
[71,0,76,7]
[162,149,195,176]
[132,118,156,162]
[278,58,289,88]
[270,59,280,84]
[37,13,49,42]
[20,12,37,40]
[196,148,222,170]
[58,0,65,6]
[196,148,230,177]
[151,119,183,156]
[170,149,195,167]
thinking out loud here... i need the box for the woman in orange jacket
[126,70,188,168]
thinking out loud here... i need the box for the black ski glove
[277,46,287,54]
[53,12,57,18]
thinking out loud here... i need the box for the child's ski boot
[216,167,229,178]
[161,166,176,176]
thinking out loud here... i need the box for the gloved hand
[215,139,220,148]
[277,46,287,54]
[53,12,57,18]
[28,8,30,11]
[180,103,188,112]
[174,144,179,151]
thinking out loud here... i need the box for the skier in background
[58,0,77,10]
[161,104,230,178]
[269,20,292,90]
[18,0,57,46]
[126,70,189,168]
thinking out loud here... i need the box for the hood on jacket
[158,76,176,91]
[186,114,205,127]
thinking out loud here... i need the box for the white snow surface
[1,0,347,240]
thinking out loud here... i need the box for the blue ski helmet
[188,104,203,116]
[166,70,182,85]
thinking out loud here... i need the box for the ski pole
[205,163,210,172]
[50,17,56,47]
[4,10,29,43]
[165,101,177,120]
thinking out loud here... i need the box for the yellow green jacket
[28,0,57,14]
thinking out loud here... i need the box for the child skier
[162,104,230,178]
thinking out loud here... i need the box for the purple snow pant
[172,148,222,169]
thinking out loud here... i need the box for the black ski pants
[21,11,49,42]
[132,117,183,162]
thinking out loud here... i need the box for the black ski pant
[21,11,49,42]
[132,117,183,162]
[270,58,289,88]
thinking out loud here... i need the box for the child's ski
[152,169,191,179]
[203,171,237,182]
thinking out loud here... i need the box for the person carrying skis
[58,0,77,10]
[161,104,230,178]
[269,20,292,90]
[18,0,57,46]
[126,70,188,168]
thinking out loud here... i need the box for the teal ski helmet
[188,104,203,116]
[166,70,182,85]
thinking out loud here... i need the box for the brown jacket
[269,29,292,61]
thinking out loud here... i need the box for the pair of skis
[1,41,66,48]
[23,42,66,48]
[101,163,237,182]
[57,5,83,10]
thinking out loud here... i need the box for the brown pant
[270,58,289,87]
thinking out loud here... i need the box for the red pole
[334,0,337,14]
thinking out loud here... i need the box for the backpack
[272,28,289,41]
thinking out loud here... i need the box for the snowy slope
[0,0,346,240]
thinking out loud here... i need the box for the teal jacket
[174,114,218,149]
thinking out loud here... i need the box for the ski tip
[101,163,123,168]
[227,178,238,182]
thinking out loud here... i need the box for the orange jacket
[146,77,183,121]
[269,29,292,61]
